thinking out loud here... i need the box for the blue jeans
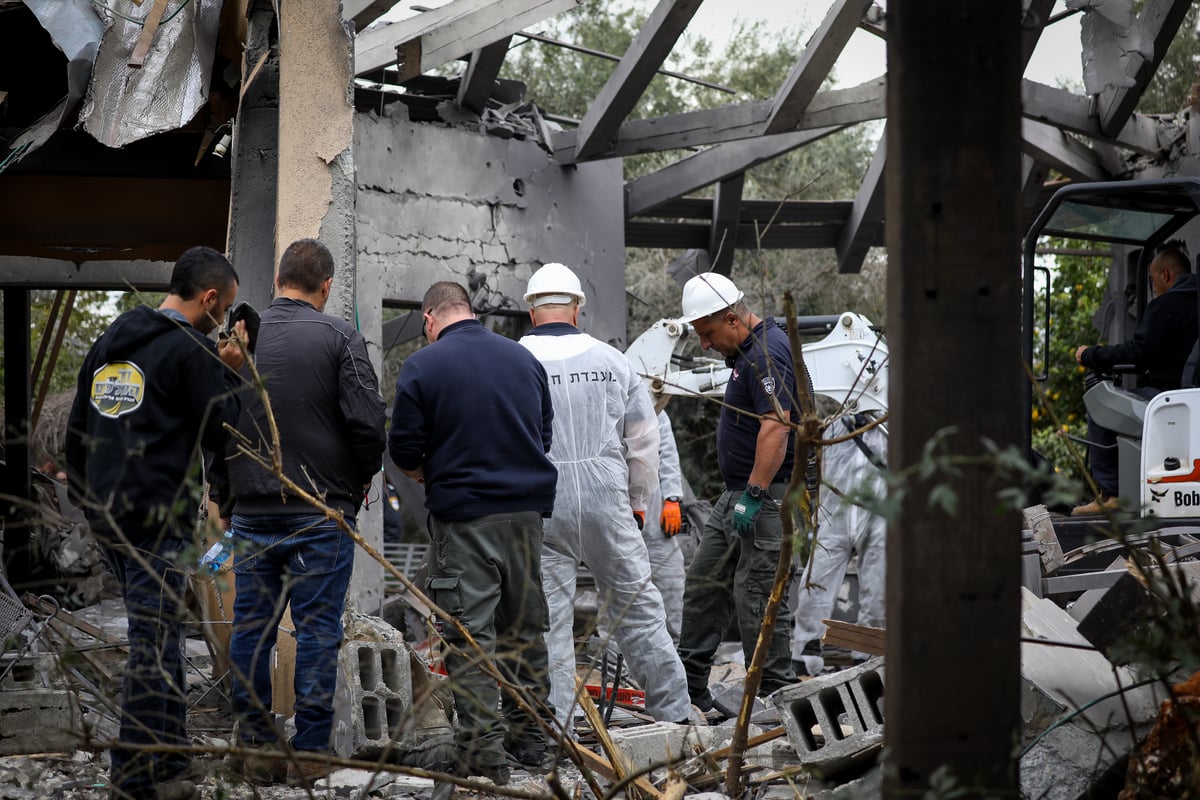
[229,513,355,753]
[100,531,191,799]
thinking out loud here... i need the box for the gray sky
[380,0,1086,90]
[667,0,1085,89]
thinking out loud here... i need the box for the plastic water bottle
[199,531,234,575]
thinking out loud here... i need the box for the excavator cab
[1024,178,1200,522]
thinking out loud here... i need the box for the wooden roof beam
[826,1,1054,274]
[1022,79,1164,156]
[355,0,580,78]
[764,0,873,136]
[342,0,399,31]
[835,127,885,274]
[456,37,513,114]
[1020,0,1059,63]
[624,126,843,217]
[1098,0,1192,138]
[1021,118,1110,182]
[708,174,744,275]
[1019,154,1055,222]
[573,0,705,161]
[554,76,884,161]
[0,257,173,289]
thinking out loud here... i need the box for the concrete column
[226,0,279,312]
[884,1,1022,796]
[277,0,381,611]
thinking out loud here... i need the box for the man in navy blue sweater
[389,282,557,784]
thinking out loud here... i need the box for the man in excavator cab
[1071,242,1199,515]
[1019,178,1200,530]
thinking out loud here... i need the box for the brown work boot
[287,754,338,788]
[1070,494,1121,516]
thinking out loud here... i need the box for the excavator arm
[626,311,889,415]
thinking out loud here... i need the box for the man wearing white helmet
[520,262,691,726]
[676,272,799,713]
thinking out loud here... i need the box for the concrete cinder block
[611,720,788,778]
[609,721,714,773]
[770,657,886,777]
[0,690,80,755]
[343,641,415,758]
[0,655,65,691]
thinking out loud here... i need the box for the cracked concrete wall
[277,1,381,611]
[355,112,626,345]
[277,0,357,316]
[226,3,277,313]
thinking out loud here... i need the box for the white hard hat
[679,272,743,323]
[524,262,587,308]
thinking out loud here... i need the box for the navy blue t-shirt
[717,318,797,490]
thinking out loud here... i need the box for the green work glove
[732,491,764,535]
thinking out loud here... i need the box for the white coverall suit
[791,414,887,674]
[644,410,686,641]
[599,409,687,646]
[520,329,691,725]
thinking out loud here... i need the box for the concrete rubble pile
[0,573,847,799]
[6,503,1200,798]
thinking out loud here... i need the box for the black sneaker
[507,743,554,774]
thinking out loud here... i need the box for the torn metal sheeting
[80,0,223,148]
[8,0,104,159]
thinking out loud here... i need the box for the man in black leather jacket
[221,239,386,786]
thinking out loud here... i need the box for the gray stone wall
[355,111,627,345]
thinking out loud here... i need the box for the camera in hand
[223,301,261,354]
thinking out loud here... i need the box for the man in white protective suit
[791,412,887,675]
[646,409,687,641]
[598,409,688,650]
[519,262,691,726]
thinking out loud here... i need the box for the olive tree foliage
[1030,242,1110,489]
[0,289,165,467]
[508,2,880,497]
[1136,2,1200,115]
[0,292,112,456]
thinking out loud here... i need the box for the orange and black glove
[660,496,682,537]
[633,510,646,530]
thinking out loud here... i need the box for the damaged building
[4,0,1200,798]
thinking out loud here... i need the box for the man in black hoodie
[66,246,246,800]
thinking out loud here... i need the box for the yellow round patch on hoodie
[90,361,146,418]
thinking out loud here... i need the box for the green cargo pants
[426,511,552,768]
